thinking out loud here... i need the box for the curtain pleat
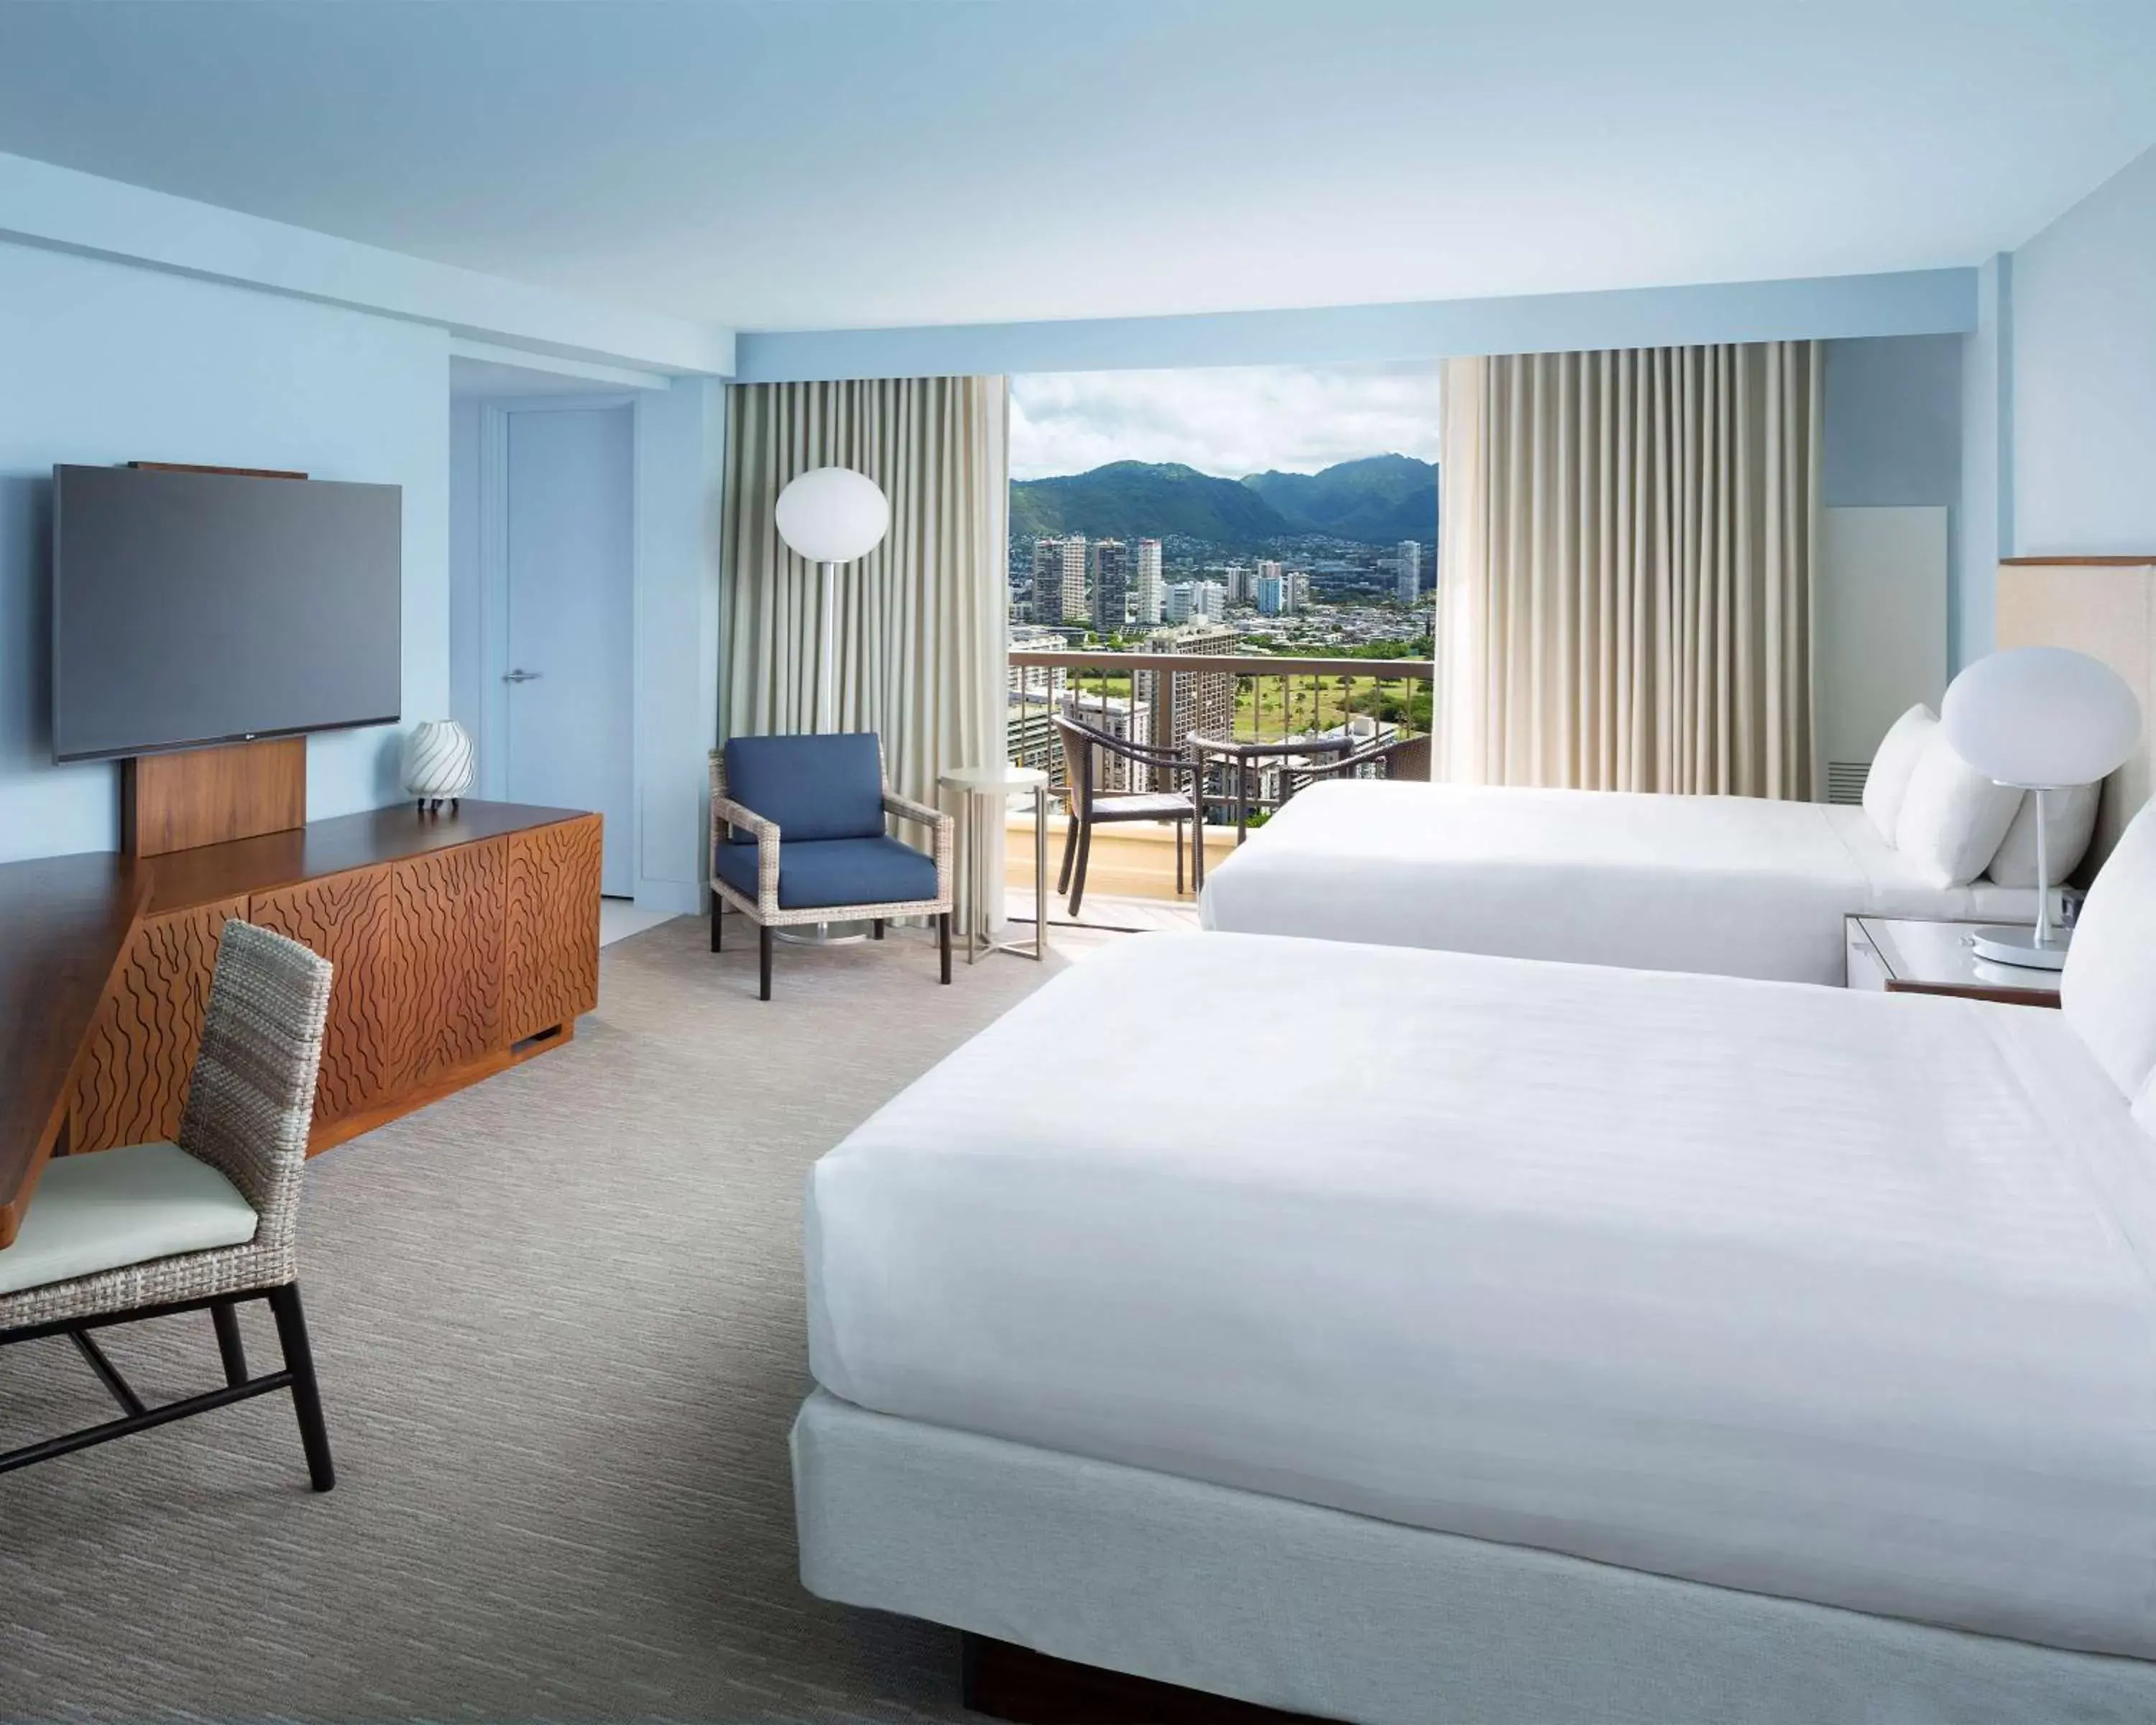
[1437,341,1820,799]
[719,375,1010,924]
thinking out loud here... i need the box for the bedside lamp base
[1969,924,2071,971]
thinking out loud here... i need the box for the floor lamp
[775,465,890,733]
[1942,645,2141,969]
[772,464,891,942]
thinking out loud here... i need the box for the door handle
[503,668,542,684]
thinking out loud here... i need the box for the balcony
[1005,648,1434,925]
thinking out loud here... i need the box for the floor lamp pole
[818,560,839,735]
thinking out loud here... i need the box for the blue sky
[1008,362,1443,482]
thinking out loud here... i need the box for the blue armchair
[707,734,954,1000]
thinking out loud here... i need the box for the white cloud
[1009,362,1443,482]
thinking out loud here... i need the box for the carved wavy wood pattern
[383,837,507,1089]
[247,865,398,1125]
[68,898,247,1154]
[505,816,602,1045]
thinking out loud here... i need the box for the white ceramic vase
[403,719,476,813]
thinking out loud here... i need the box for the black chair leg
[710,906,722,952]
[1175,819,1186,896]
[939,912,952,984]
[211,1300,248,1387]
[266,1284,335,1494]
[1056,811,1080,894]
[758,924,773,1001]
[1069,818,1095,916]
[872,919,885,940]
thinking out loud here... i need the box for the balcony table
[940,765,1049,963]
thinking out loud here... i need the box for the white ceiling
[0,1,2152,335]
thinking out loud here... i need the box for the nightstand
[1845,916,2063,1007]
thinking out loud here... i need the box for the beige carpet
[0,912,1099,1722]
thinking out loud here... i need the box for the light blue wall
[632,377,724,915]
[0,237,451,863]
[448,397,484,743]
[1956,254,2012,672]
[1822,336,1963,508]
[2009,142,2156,555]
[737,269,1977,382]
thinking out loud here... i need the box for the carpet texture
[0,914,1088,1722]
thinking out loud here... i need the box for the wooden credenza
[65,802,602,1160]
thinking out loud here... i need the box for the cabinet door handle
[502,668,542,684]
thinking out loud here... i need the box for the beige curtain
[720,375,1010,920]
[1437,343,1821,799]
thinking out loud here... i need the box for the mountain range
[1010,454,1437,552]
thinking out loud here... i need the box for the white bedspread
[806,933,2156,1660]
[1198,781,2038,983]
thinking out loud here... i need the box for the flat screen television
[51,464,402,763]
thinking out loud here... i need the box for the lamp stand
[1969,785,2070,970]
[780,556,868,947]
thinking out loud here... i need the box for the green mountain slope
[1240,454,1437,546]
[1009,461,1293,544]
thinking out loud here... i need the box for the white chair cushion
[1893,727,2025,885]
[0,1141,259,1297]
[1863,704,1938,843]
[1986,781,2101,886]
[2063,799,2156,1100]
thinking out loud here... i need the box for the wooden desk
[0,801,600,1251]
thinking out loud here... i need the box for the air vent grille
[1825,760,1869,806]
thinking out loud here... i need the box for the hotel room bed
[1197,779,2041,983]
[795,929,2156,1723]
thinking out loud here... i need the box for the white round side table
[939,765,1050,963]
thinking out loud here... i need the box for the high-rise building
[1029,535,1089,625]
[1255,572,1287,615]
[1289,571,1311,612]
[1396,540,1422,602]
[1135,539,1164,625]
[1223,564,1252,605]
[1138,622,1238,759]
[1164,581,1197,625]
[1006,623,1070,772]
[1091,539,1130,631]
[1256,559,1284,593]
[1187,579,1226,620]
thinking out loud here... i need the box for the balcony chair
[708,733,953,1000]
[1052,714,1204,916]
[1192,727,1416,844]
[0,919,338,1490]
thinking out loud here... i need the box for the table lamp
[1941,645,2142,969]
[774,466,890,734]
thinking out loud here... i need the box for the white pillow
[1986,781,2101,886]
[2064,799,2156,1099]
[1892,728,2025,885]
[1863,705,1938,843]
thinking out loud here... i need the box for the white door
[503,404,634,896]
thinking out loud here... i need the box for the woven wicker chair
[708,734,954,1000]
[0,919,338,1490]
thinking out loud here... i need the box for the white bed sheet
[806,932,2156,1660]
[1197,781,2038,983]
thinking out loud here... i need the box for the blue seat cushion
[713,835,938,911]
[723,733,885,844]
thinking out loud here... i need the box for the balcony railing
[1005,648,1434,911]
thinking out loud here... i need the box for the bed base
[964,1634,1331,1724]
[793,1391,2156,1725]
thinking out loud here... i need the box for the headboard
[1997,558,2156,876]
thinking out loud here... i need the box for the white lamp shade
[773,466,890,565]
[1941,646,2142,788]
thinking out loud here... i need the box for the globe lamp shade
[774,466,889,565]
[1942,646,2141,790]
